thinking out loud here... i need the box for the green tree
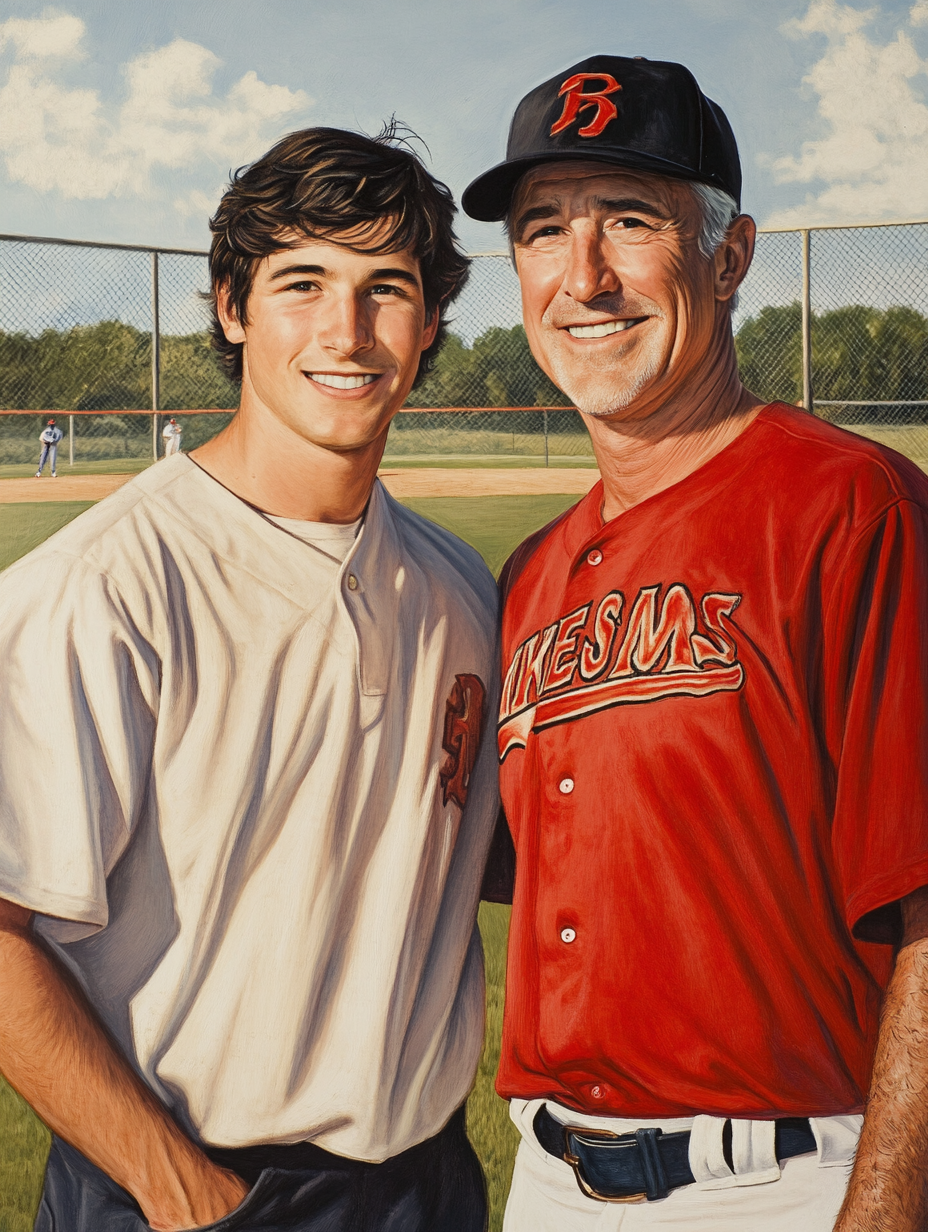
[406,325,571,409]
[734,304,802,405]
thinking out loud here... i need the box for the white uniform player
[0,126,492,1232]
[161,416,182,456]
[35,418,63,477]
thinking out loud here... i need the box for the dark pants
[35,1108,487,1232]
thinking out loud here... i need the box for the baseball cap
[462,55,741,222]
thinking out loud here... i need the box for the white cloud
[0,14,312,202]
[764,0,928,226]
[0,11,85,59]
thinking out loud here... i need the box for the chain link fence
[1,221,926,472]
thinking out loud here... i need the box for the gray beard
[547,348,663,419]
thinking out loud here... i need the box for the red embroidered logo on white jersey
[499,585,743,760]
[441,673,487,808]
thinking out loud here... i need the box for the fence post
[543,409,549,467]
[151,250,160,459]
[69,415,74,466]
[801,230,813,413]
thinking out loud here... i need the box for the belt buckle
[561,1125,647,1204]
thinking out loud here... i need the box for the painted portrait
[0,2,927,1230]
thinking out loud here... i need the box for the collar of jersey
[140,457,403,615]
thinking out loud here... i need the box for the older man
[464,56,928,1230]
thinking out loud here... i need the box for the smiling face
[217,224,438,454]
[511,163,735,420]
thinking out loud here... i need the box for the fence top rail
[757,217,928,234]
[0,233,210,258]
[0,405,581,416]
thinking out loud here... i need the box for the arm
[834,885,928,1232]
[0,897,249,1231]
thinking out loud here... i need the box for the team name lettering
[499,584,743,760]
[549,72,622,139]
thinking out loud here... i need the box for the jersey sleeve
[824,498,928,942]
[0,551,159,940]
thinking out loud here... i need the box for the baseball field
[0,479,587,1232]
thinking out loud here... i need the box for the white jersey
[0,456,500,1159]
[162,422,182,440]
[40,426,63,444]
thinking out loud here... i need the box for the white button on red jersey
[586,549,603,566]
[560,928,576,944]
[558,777,574,794]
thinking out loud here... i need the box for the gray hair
[691,182,740,258]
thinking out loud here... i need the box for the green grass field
[0,491,580,1232]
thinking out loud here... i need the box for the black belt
[533,1105,817,1203]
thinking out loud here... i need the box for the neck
[585,333,764,523]
[191,395,385,524]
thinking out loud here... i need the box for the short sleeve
[0,551,159,938]
[824,499,928,941]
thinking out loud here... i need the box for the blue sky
[1,0,927,254]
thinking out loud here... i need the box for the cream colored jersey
[0,455,499,1160]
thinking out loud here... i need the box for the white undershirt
[266,515,363,562]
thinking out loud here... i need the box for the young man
[0,127,498,1232]
[464,56,928,1230]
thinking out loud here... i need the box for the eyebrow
[268,263,420,288]
[513,195,670,239]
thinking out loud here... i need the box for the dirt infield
[0,468,601,504]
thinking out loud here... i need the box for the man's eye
[370,284,405,296]
[616,217,648,229]
[524,225,562,244]
[286,281,317,292]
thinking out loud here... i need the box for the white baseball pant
[503,1098,860,1231]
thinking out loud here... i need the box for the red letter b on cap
[550,73,621,139]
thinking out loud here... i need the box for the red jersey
[497,403,928,1119]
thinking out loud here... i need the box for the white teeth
[308,373,378,389]
[567,319,638,338]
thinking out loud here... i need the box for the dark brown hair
[208,125,469,384]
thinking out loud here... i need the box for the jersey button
[590,1085,605,1100]
[586,549,603,566]
[558,777,574,794]
[560,927,576,944]
[346,574,359,591]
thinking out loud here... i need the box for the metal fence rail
[1,219,926,470]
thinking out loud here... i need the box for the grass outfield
[0,491,580,1232]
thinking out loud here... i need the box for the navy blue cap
[462,55,741,221]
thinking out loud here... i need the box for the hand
[142,1160,251,1232]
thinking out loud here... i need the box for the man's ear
[216,285,247,345]
[421,306,441,353]
[714,214,756,304]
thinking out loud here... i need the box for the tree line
[2,304,926,419]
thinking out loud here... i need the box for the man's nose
[317,294,375,357]
[561,227,622,304]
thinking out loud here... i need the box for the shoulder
[1,457,194,584]
[379,486,498,612]
[758,403,928,518]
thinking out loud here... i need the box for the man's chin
[550,362,662,420]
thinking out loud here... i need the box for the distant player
[35,418,63,477]
[0,128,497,1232]
[161,416,182,456]
[465,55,928,1230]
